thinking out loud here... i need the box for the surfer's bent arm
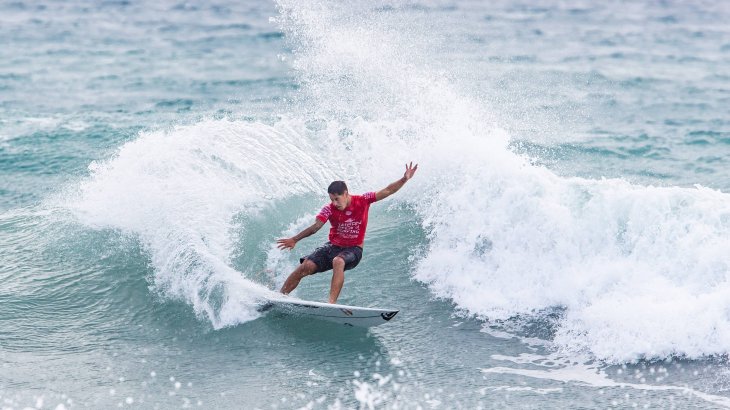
[375,162,418,201]
[276,219,325,250]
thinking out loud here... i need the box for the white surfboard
[259,297,399,327]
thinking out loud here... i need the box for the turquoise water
[3,0,730,408]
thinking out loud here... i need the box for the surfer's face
[329,192,350,211]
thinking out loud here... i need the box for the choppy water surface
[2,0,730,408]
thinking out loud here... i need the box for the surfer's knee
[300,259,318,275]
[332,256,345,270]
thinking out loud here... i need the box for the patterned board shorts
[300,242,363,273]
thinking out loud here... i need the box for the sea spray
[68,119,336,328]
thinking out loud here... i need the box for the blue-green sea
[3,0,730,408]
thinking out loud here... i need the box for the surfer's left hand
[403,162,418,180]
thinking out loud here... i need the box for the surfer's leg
[280,259,318,295]
[328,256,346,304]
[281,243,333,295]
[328,247,363,303]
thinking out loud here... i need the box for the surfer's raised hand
[403,161,418,180]
[276,238,297,250]
[375,162,419,201]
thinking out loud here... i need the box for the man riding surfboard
[277,162,418,303]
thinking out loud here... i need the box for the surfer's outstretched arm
[375,162,418,201]
[276,219,325,250]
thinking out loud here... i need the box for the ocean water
[3,0,730,408]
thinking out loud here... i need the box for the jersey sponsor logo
[337,220,362,238]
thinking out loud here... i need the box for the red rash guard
[316,192,377,247]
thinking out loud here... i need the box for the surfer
[277,162,418,303]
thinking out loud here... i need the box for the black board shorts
[300,242,363,273]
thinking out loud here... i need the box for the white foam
[479,385,563,395]
[416,171,730,362]
[67,119,336,328]
[484,353,730,407]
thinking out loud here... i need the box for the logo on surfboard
[381,311,398,321]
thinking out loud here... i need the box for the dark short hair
[327,181,348,195]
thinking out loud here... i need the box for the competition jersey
[316,192,377,247]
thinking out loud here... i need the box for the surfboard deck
[259,297,399,327]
